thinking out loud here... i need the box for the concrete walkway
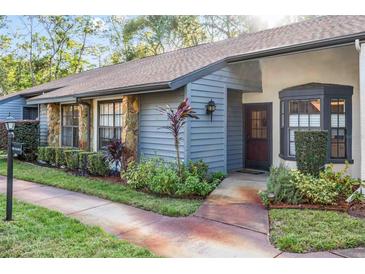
[0,174,364,258]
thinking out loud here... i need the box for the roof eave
[226,32,365,63]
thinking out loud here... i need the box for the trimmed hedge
[64,150,82,170]
[44,147,57,164]
[78,151,97,170]
[87,153,109,176]
[37,146,47,162]
[0,121,39,161]
[295,130,328,177]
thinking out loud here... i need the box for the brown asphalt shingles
[18,15,365,102]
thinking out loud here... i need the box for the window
[61,105,79,147]
[288,99,321,156]
[279,84,353,163]
[251,110,267,139]
[98,101,122,149]
[23,107,38,120]
[330,99,346,159]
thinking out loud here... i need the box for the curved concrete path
[0,174,364,258]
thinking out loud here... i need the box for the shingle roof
[20,15,365,103]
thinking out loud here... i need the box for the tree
[277,15,319,26]
[202,15,266,41]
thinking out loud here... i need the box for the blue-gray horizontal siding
[39,104,48,146]
[139,90,185,162]
[227,91,243,171]
[0,96,26,120]
[188,66,245,173]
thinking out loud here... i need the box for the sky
[0,15,290,67]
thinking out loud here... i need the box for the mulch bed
[349,202,365,218]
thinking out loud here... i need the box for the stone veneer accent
[121,95,139,165]
[47,103,60,147]
[79,102,91,150]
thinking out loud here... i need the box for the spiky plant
[158,98,199,175]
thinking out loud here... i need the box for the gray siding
[0,96,26,120]
[139,90,185,162]
[39,104,48,146]
[227,91,243,171]
[187,66,246,173]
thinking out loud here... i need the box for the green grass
[270,209,365,253]
[0,194,156,258]
[0,159,202,217]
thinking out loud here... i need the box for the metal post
[6,132,13,221]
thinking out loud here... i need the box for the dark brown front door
[244,103,272,171]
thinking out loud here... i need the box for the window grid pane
[61,105,79,147]
[330,99,346,159]
[288,99,321,156]
[98,101,123,149]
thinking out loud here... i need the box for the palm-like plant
[158,98,199,175]
[105,139,125,175]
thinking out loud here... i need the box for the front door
[244,103,272,171]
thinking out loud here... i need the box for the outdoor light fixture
[206,99,216,122]
[4,113,16,221]
[5,113,15,132]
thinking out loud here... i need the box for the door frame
[242,102,273,170]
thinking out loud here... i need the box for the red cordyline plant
[158,98,199,175]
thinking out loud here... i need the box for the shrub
[55,147,71,167]
[64,150,82,170]
[295,130,328,177]
[78,151,96,171]
[187,160,208,181]
[44,147,57,164]
[122,158,164,190]
[87,153,109,176]
[123,158,223,198]
[176,176,215,197]
[265,165,304,205]
[320,163,360,198]
[291,170,338,205]
[0,121,39,161]
[37,146,47,162]
[104,139,125,173]
[149,167,180,195]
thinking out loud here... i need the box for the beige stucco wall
[242,45,361,178]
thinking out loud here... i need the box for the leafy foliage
[64,149,82,170]
[122,158,223,198]
[262,164,360,206]
[295,130,328,177]
[263,165,304,205]
[158,98,199,175]
[44,147,57,164]
[104,139,126,173]
[0,121,39,161]
[87,153,109,176]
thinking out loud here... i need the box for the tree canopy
[0,15,315,95]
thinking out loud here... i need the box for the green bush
[87,153,109,176]
[295,130,328,177]
[187,160,208,181]
[291,170,338,205]
[265,165,304,205]
[44,147,57,165]
[37,147,47,162]
[0,121,39,161]
[55,147,71,167]
[122,158,222,198]
[79,151,97,170]
[64,150,82,170]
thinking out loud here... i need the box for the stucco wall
[242,45,360,178]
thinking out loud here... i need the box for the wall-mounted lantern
[206,99,216,122]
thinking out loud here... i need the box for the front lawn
[0,194,155,257]
[269,209,365,253]
[0,159,202,217]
